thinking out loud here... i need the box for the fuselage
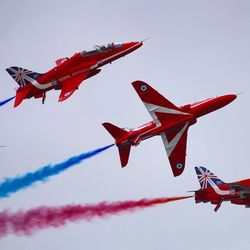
[195,178,250,206]
[115,94,236,147]
[22,41,143,98]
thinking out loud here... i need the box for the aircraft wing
[161,122,190,177]
[132,80,193,126]
[58,74,87,102]
[58,68,101,102]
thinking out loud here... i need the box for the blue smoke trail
[0,96,15,107]
[0,144,114,198]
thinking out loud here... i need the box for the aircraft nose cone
[223,94,237,104]
[214,94,237,110]
[124,41,142,49]
[137,41,143,47]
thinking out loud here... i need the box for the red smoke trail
[0,196,192,237]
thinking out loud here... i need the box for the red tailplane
[102,122,131,167]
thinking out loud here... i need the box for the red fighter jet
[103,80,236,177]
[194,167,250,212]
[6,41,143,107]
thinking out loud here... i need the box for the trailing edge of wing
[14,87,30,107]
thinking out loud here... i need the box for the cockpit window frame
[81,43,117,56]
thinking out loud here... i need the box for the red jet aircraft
[6,41,143,107]
[194,166,250,211]
[103,80,236,177]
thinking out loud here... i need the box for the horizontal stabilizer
[14,88,30,107]
[118,145,131,167]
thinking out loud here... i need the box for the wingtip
[58,94,70,102]
[131,80,150,93]
[172,169,185,177]
[131,80,147,86]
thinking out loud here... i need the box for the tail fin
[6,67,43,88]
[102,122,131,167]
[102,122,128,139]
[195,166,225,190]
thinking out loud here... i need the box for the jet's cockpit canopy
[122,127,134,132]
[81,43,122,56]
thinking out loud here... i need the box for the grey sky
[1,0,250,249]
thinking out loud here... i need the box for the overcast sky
[1,0,250,249]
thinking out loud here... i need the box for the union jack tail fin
[6,66,43,88]
[195,166,225,190]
